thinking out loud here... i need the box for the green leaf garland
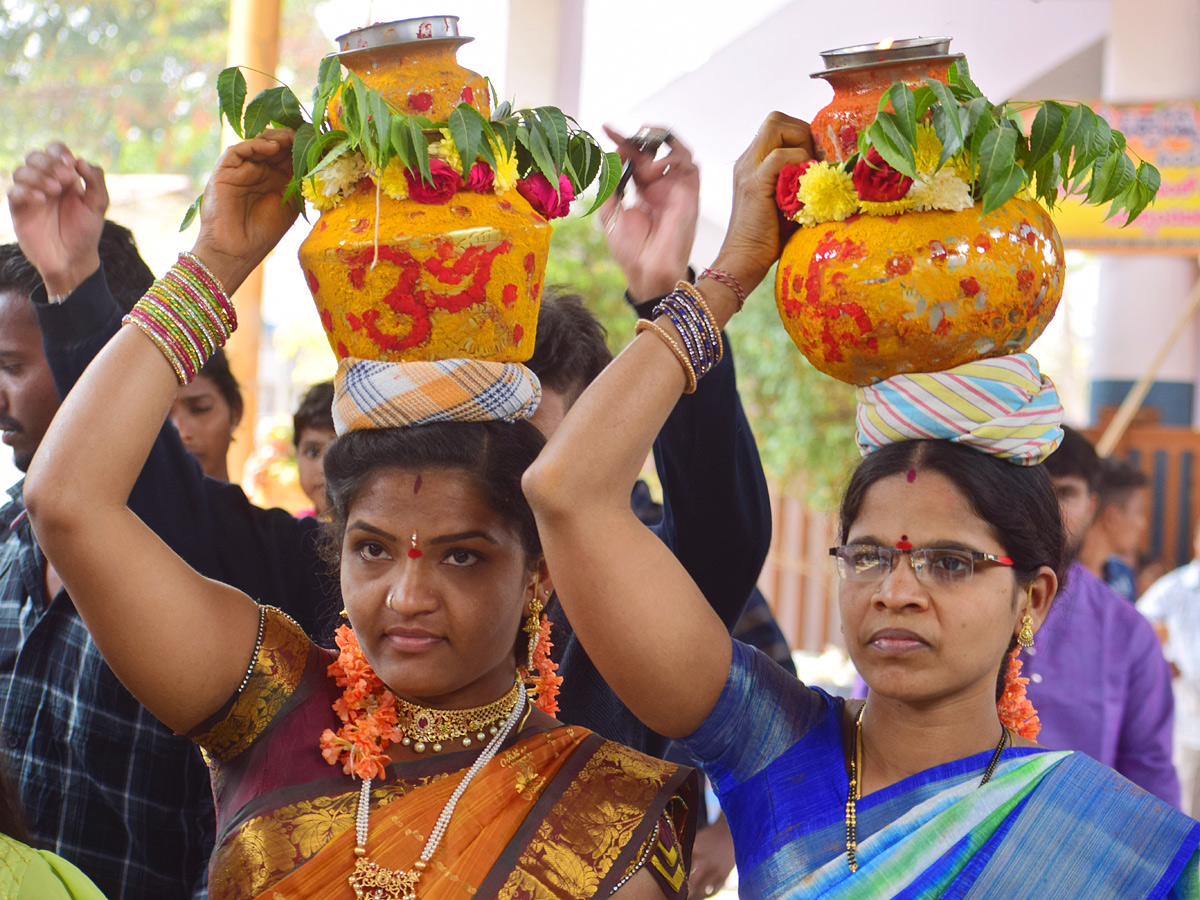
[838,57,1160,226]
[181,62,617,230]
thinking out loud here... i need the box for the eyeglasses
[829,544,1014,587]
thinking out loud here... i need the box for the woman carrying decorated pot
[523,108,1200,898]
[19,129,694,900]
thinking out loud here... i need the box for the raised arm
[17,134,299,734]
[603,129,772,631]
[523,113,812,737]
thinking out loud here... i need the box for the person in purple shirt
[1026,425,1180,806]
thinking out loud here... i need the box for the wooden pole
[1096,275,1200,457]
[222,0,281,483]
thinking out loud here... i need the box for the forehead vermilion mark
[906,469,917,483]
[896,536,913,551]
[413,475,422,494]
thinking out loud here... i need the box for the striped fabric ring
[855,353,1064,466]
[333,357,542,435]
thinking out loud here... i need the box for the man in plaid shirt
[1,147,337,898]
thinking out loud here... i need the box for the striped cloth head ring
[332,357,542,435]
[855,353,1064,466]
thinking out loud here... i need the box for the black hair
[525,291,613,405]
[320,420,546,572]
[293,380,335,447]
[0,748,29,845]
[839,440,1067,702]
[1043,425,1100,492]
[196,349,244,424]
[1096,457,1149,513]
[98,220,156,314]
[0,220,153,315]
[0,243,43,300]
[839,440,1067,587]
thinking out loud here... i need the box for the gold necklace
[846,703,1009,873]
[397,677,522,753]
[350,684,528,899]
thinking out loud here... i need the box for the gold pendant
[348,856,421,900]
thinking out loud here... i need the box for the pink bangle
[699,267,746,312]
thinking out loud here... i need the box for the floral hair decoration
[319,620,561,779]
[998,647,1040,741]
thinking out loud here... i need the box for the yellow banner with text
[1043,101,1200,254]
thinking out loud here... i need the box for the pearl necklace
[348,683,527,900]
[845,703,1009,874]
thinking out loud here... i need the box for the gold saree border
[493,738,692,899]
[192,607,311,763]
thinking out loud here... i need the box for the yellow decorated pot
[299,16,551,364]
[299,184,551,363]
[774,199,1064,385]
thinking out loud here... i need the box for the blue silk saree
[684,640,1200,899]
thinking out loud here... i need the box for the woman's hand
[600,127,700,302]
[190,129,299,294]
[711,112,814,296]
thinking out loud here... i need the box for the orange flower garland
[523,614,563,717]
[319,625,402,780]
[997,648,1041,741]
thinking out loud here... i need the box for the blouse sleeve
[681,639,831,791]
[17,850,108,900]
[189,606,313,763]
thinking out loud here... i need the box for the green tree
[543,211,859,508]
[1,1,328,183]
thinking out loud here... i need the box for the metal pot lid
[811,51,963,81]
[334,16,474,53]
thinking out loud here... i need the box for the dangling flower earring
[1017,584,1035,650]
[521,586,562,716]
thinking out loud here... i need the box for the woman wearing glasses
[524,112,1200,898]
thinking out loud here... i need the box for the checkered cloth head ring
[332,357,542,435]
[855,353,1064,466]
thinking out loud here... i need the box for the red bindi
[906,469,917,483]
[408,530,422,559]
[413,475,422,494]
[895,536,913,550]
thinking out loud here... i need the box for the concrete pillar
[504,0,584,115]
[1091,0,1200,426]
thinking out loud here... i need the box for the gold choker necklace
[397,676,522,753]
[845,703,1009,873]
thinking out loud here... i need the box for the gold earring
[339,608,348,619]
[1017,586,1035,650]
[522,585,543,671]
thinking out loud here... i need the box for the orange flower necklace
[319,618,562,780]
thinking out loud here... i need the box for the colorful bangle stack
[122,252,236,385]
[635,280,724,394]
[699,266,747,311]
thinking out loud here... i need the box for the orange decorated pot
[300,184,550,363]
[810,38,962,163]
[299,17,551,364]
[774,199,1065,385]
[330,17,489,123]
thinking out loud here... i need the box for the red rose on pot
[465,161,495,194]
[852,147,913,203]
[405,159,464,204]
[517,172,574,219]
[775,160,814,217]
